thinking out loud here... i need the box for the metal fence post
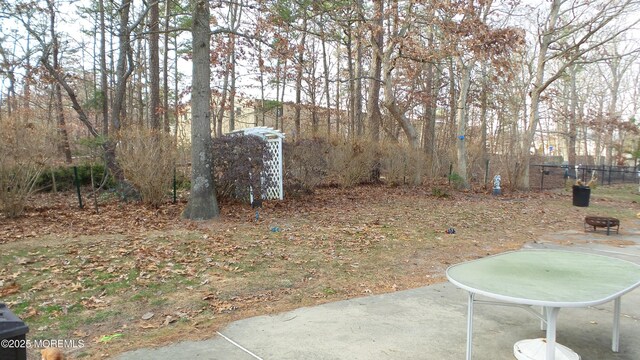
[484,159,490,186]
[173,167,177,204]
[73,166,83,209]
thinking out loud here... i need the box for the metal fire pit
[584,216,620,235]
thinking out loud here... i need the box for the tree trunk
[135,32,145,126]
[54,81,73,163]
[229,33,237,132]
[346,28,355,137]
[217,55,230,137]
[568,64,578,166]
[163,0,171,133]
[23,18,32,114]
[309,40,319,137]
[112,0,133,132]
[354,25,364,137]
[258,44,265,126]
[294,14,308,141]
[321,18,331,138]
[479,62,489,167]
[47,0,72,163]
[275,58,281,130]
[183,0,219,220]
[594,94,605,165]
[448,58,456,141]
[173,31,180,140]
[422,30,437,175]
[99,0,109,135]
[382,69,419,148]
[4,69,15,117]
[422,64,438,174]
[149,0,160,129]
[366,0,383,143]
[228,1,242,132]
[579,97,588,164]
[335,41,341,135]
[280,59,287,133]
[606,55,622,166]
[455,57,474,189]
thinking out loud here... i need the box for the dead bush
[116,127,177,207]
[283,138,330,194]
[211,134,272,202]
[380,143,425,186]
[0,119,56,217]
[326,139,377,187]
[283,139,425,189]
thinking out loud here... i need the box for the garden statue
[493,175,501,195]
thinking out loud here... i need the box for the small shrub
[174,170,191,190]
[448,172,465,189]
[175,143,191,188]
[36,163,114,191]
[0,119,56,217]
[431,187,450,198]
[116,127,177,207]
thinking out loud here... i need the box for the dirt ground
[1,184,639,359]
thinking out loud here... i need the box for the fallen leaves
[0,281,20,296]
[1,185,635,359]
[0,192,186,244]
[81,296,110,310]
[73,329,89,338]
[139,323,158,330]
[15,257,35,265]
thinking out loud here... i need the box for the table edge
[446,249,640,307]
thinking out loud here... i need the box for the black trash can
[0,303,29,360]
[572,185,591,207]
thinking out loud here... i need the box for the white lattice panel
[230,127,284,201]
[262,139,283,200]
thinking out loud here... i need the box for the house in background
[174,97,345,145]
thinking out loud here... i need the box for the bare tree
[516,0,640,189]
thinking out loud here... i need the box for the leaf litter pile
[0,185,636,358]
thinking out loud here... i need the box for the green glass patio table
[446,249,640,360]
